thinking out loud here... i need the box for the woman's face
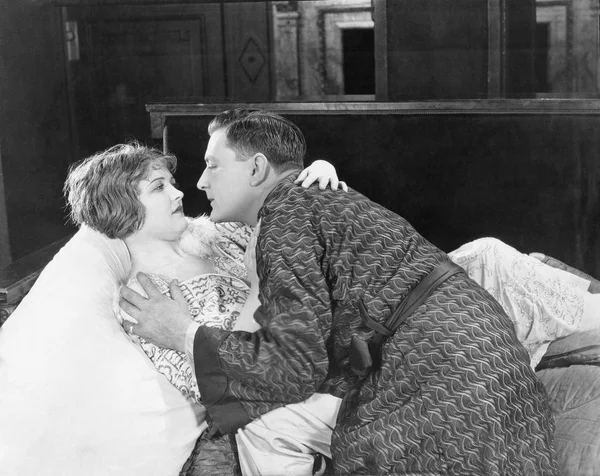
[135,164,187,241]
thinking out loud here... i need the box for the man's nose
[197,170,208,190]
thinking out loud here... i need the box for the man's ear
[249,153,270,187]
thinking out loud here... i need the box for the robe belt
[350,260,465,375]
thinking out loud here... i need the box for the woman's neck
[125,235,187,277]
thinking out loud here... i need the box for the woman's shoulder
[125,273,171,296]
[179,215,251,255]
[178,215,219,259]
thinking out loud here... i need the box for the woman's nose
[172,186,184,200]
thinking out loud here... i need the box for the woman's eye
[156,184,164,191]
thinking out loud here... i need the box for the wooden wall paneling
[66,4,224,157]
[385,0,489,99]
[222,2,272,101]
[374,0,389,100]
[0,0,75,261]
[487,0,503,97]
[503,0,536,95]
[271,2,301,100]
[382,0,536,99]
[0,142,11,268]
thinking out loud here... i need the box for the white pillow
[0,225,203,476]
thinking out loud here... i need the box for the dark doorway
[342,28,375,95]
[534,22,550,93]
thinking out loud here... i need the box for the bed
[1,99,600,474]
[0,224,598,475]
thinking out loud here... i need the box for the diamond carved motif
[238,37,266,83]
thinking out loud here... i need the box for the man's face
[197,128,257,224]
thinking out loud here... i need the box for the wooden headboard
[147,100,600,278]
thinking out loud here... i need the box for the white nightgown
[449,237,599,368]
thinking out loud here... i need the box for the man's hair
[64,142,177,239]
[208,109,306,171]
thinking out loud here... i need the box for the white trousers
[236,393,342,476]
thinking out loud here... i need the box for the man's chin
[209,207,245,224]
[209,210,226,223]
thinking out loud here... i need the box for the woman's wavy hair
[64,142,177,239]
[208,108,306,171]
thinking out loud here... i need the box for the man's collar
[258,168,301,220]
[278,168,301,183]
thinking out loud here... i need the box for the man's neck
[248,168,299,226]
[238,168,300,226]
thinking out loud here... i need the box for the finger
[169,279,188,306]
[294,169,308,184]
[529,252,545,261]
[120,285,148,308]
[119,298,141,318]
[120,310,139,325]
[318,176,329,190]
[339,181,348,192]
[136,272,164,298]
[330,177,339,190]
[301,172,317,188]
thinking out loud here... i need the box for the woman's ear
[249,153,270,187]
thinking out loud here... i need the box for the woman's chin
[174,219,190,236]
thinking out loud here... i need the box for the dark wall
[66,2,272,159]
[0,1,75,263]
[383,0,536,99]
[166,113,600,278]
[386,0,489,99]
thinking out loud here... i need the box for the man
[120,109,557,475]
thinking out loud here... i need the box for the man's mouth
[173,205,183,214]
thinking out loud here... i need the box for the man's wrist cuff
[185,321,200,363]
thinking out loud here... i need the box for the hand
[294,159,348,191]
[119,272,193,353]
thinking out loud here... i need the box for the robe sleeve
[193,199,333,435]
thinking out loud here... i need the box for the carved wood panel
[66,5,224,156]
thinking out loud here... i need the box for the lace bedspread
[449,237,589,368]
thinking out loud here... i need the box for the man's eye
[207,164,216,170]
[156,184,164,191]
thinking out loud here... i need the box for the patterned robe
[194,176,557,475]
